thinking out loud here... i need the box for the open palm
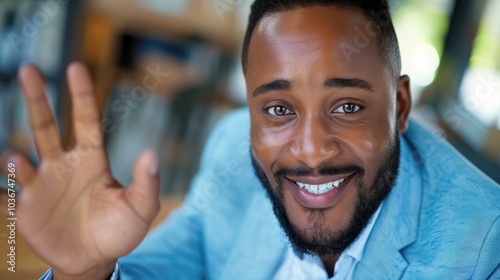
[1,63,160,279]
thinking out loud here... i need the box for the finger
[67,62,103,148]
[126,150,161,223]
[18,65,63,159]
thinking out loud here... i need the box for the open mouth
[295,177,346,195]
[284,173,356,209]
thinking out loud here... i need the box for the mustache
[274,164,365,184]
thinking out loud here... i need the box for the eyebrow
[324,78,374,92]
[252,79,291,96]
[252,77,374,97]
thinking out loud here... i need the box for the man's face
[245,7,411,256]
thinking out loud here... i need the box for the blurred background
[0,0,499,278]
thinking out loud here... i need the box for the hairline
[241,5,401,82]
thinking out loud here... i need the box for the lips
[284,173,355,209]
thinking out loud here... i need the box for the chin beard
[251,131,400,257]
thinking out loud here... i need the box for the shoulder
[404,119,500,211]
[402,120,500,277]
[197,108,251,169]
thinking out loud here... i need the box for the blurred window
[458,0,500,129]
[392,0,454,102]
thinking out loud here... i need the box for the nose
[289,115,340,169]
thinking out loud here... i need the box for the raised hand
[0,63,160,280]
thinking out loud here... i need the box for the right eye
[266,106,294,116]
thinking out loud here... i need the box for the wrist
[52,260,117,280]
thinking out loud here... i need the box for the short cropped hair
[242,0,402,81]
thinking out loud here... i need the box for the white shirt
[273,204,383,280]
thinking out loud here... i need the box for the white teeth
[311,185,318,194]
[295,178,346,195]
[333,178,345,188]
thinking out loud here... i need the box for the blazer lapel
[354,134,423,279]
[220,188,287,280]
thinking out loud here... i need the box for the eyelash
[264,103,362,117]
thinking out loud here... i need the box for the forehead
[255,6,367,42]
[246,6,387,87]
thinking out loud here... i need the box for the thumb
[126,149,161,223]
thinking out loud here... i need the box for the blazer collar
[354,125,424,278]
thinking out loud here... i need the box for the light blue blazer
[118,108,499,279]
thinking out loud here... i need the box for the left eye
[333,103,361,114]
[266,106,294,116]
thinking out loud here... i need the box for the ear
[396,75,412,134]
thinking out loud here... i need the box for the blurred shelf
[88,0,240,53]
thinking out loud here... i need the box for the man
[1,0,498,279]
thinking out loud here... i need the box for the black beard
[251,131,400,257]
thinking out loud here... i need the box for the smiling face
[245,6,412,257]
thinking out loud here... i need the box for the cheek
[341,125,393,178]
[353,95,397,170]
[251,125,295,161]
